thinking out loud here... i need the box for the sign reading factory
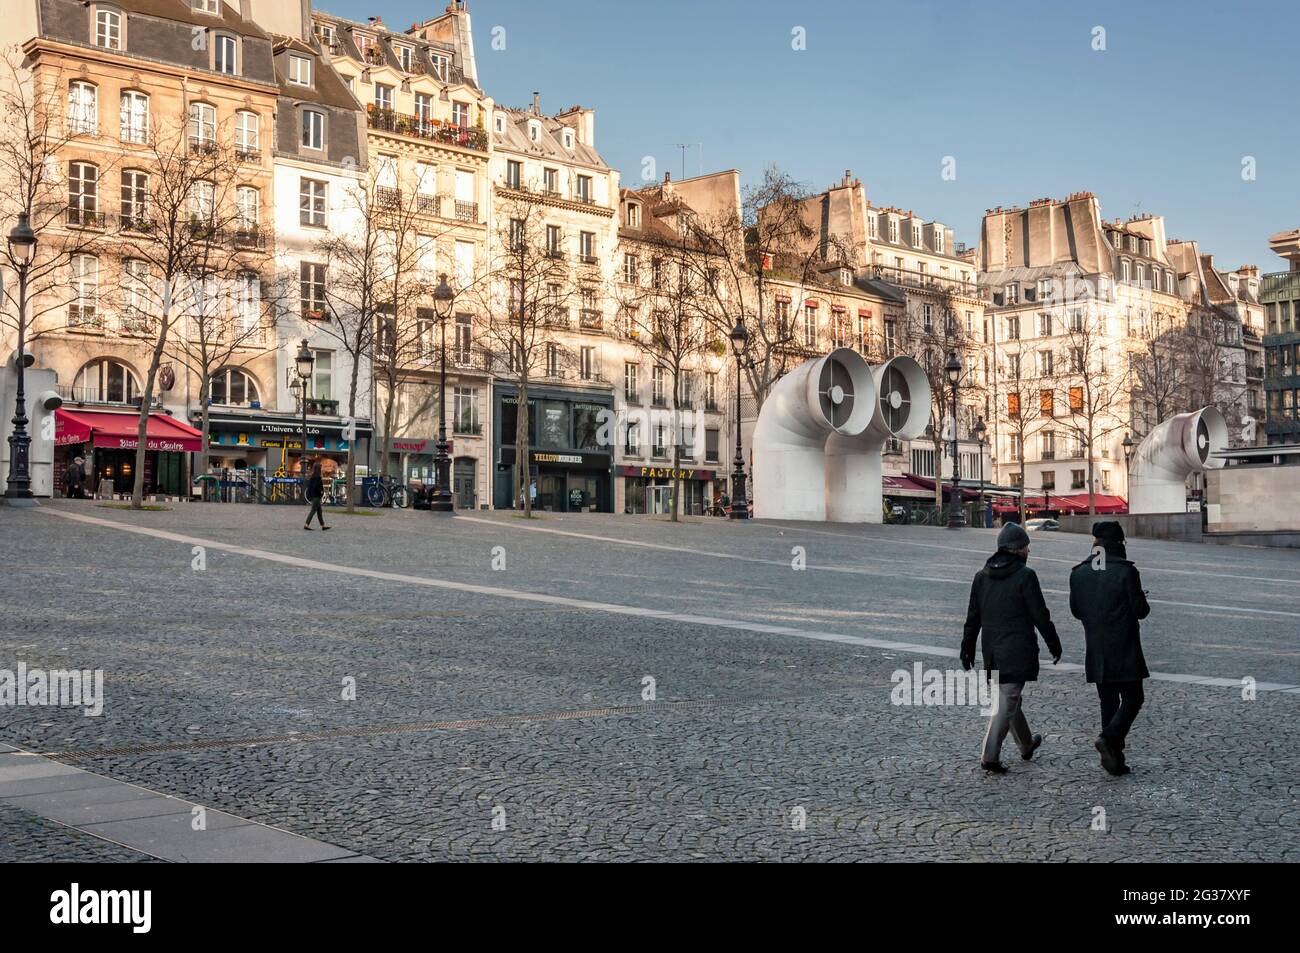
[617,466,716,481]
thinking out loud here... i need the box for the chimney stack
[532,91,540,115]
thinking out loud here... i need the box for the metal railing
[454,200,478,221]
[366,109,488,151]
[867,263,985,299]
[579,309,603,330]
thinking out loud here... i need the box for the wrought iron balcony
[579,309,603,331]
[365,108,488,152]
[454,200,478,222]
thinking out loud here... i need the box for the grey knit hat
[997,522,1030,551]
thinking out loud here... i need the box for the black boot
[981,760,1008,774]
[1095,738,1122,776]
[1021,734,1043,761]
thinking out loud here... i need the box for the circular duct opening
[879,364,912,433]
[818,357,856,430]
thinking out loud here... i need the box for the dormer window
[528,121,540,142]
[911,223,922,246]
[314,23,335,48]
[867,215,878,239]
[194,0,221,13]
[627,203,640,227]
[214,33,238,75]
[563,129,574,150]
[494,112,504,134]
[289,55,312,86]
[887,218,898,243]
[396,45,413,72]
[95,9,122,50]
[429,53,449,80]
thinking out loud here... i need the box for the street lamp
[4,213,38,505]
[295,339,314,499]
[944,350,964,529]
[1122,432,1135,509]
[973,415,987,528]
[430,273,456,514]
[729,317,750,520]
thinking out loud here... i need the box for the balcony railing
[454,200,478,222]
[1040,450,1056,460]
[375,186,402,209]
[578,254,599,266]
[453,421,483,436]
[303,398,339,416]
[235,147,261,164]
[67,304,102,328]
[544,307,570,328]
[365,108,488,152]
[65,207,104,229]
[579,309,603,331]
[416,194,441,216]
[867,263,985,299]
[188,136,219,156]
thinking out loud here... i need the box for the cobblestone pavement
[1,501,1297,861]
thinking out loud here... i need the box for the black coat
[962,550,1062,683]
[1069,542,1151,683]
[306,474,323,502]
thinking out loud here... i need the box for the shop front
[54,408,201,497]
[199,410,372,484]
[492,384,614,512]
[619,465,717,515]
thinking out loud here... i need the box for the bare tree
[994,350,1050,522]
[1127,307,1185,437]
[1060,310,1128,515]
[471,189,578,516]
[0,48,113,347]
[112,115,259,509]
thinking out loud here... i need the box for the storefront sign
[534,453,585,465]
[100,437,191,453]
[618,465,715,482]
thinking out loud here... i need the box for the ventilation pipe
[825,356,931,522]
[1128,406,1227,514]
[753,348,877,521]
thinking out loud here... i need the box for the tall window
[235,111,260,156]
[302,109,324,150]
[300,178,327,227]
[374,83,393,111]
[300,262,327,318]
[289,55,312,86]
[189,102,216,150]
[214,34,238,74]
[396,45,413,72]
[625,362,638,401]
[67,162,98,226]
[235,272,259,332]
[119,90,148,143]
[652,365,665,405]
[455,241,474,288]
[454,313,472,364]
[120,170,148,230]
[189,180,215,229]
[236,187,259,231]
[312,350,333,400]
[414,93,434,132]
[67,82,97,135]
[210,367,260,406]
[453,387,479,432]
[74,359,138,403]
[802,304,817,347]
[452,101,469,127]
[69,255,99,324]
[430,53,449,80]
[121,259,152,331]
[95,10,122,50]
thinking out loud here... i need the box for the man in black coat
[961,522,1063,773]
[1069,521,1150,776]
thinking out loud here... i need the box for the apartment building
[6,0,283,496]
[312,4,492,506]
[486,96,621,512]
[1262,228,1300,445]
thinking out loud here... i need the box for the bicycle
[326,476,350,507]
[365,474,410,509]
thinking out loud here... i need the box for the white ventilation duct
[1128,406,1227,514]
[825,356,931,523]
[753,348,877,521]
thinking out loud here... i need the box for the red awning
[992,493,1128,515]
[55,409,203,453]
[903,473,980,500]
[882,474,937,497]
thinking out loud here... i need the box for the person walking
[303,461,330,531]
[1069,521,1150,776]
[960,522,1062,773]
[63,457,86,499]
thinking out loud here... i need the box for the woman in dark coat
[961,522,1063,772]
[303,462,329,531]
[1069,521,1150,775]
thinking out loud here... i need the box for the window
[454,313,472,364]
[580,346,597,380]
[302,109,324,150]
[189,102,216,150]
[189,180,215,229]
[235,111,260,156]
[506,160,521,189]
[705,372,718,410]
[923,303,934,331]
[543,168,558,193]
[455,241,474,288]
[1040,431,1056,459]
[1039,312,1053,336]
[1007,353,1021,379]
[67,81,97,135]
[623,254,638,284]
[528,121,540,142]
[374,83,393,111]
[625,419,640,455]
[1007,393,1021,418]
[1069,347,1083,373]
[1006,315,1020,340]
[576,174,592,202]
[74,359,139,402]
[887,218,898,242]
[69,255,100,325]
[95,10,122,50]
[1069,385,1084,412]
[1037,349,1053,376]
[934,228,944,254]
[883,317,896,355]
[210,368,261,407]
[912,223,922,246]
[627,203,641,227]
[396,45,413,72]
[430,53,449,80]
[653,423,667,458]
[1120,259,1131,283]
[803,304,817,347]
[215,34,238,75]
[652,365,666,405]
[579,231,595,262]
[311,350,332,401]
[1040,389,1054,416]
[563,129,574,149]
[289,55,312,86]
[120,170,148,229]
[67,161,99,226]
[236,187,259,231]
[300,262,327,318]
[300,178,327,227]
[194,0,221,13]
[121,258,152,330]
[452,101,469,127]
[1040,470,1056,490]
[314,23,335,47]
[414,93,434,132]
[235,272,259,332]
[624,362,639,402]
[1005,283,1019,304]
[453,387,479,433]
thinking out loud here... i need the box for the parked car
[1024,518,1060,532]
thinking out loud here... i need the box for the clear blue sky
[323,0,1299,271]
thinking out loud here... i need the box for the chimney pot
[532,91,539,114]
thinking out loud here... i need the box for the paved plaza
[1,500,1297,862]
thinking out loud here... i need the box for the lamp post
[4,213,38,504]
[973,415,987,528]
[431,273,455,514]
[294,339,314,501]
[1122,432,1134,510]
[945,350,964,529]
[729,317,750,520]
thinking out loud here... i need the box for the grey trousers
[981,680,1034,763]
